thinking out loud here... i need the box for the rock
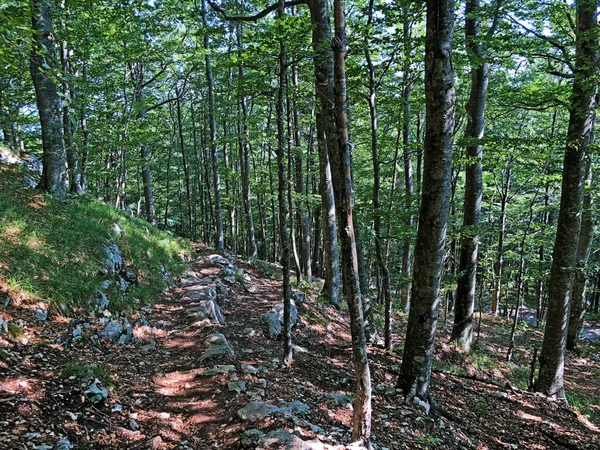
[101,320,123,341]
[256,378,267,389]
[123,318,133,339]
[292,291,306,304]
[181,275,202,286]
[26,432,41,440]
[72,327,82,341]
[241,363,259,375]
[261,301,298,339]
[196,299,224,324]
[112,223,123,236]
[122,269,137,284]
[119,277,129,292]
[237,402,281,421]
[85,378,108,403]
[55,437,73,450]
[142,341,157,352]
[243,327,255,337]
[228,381,247,394]
[200,365,236,376]
[23,175,37,188]
[327,393,353,409]
[215,280,231,298]
[93,291,110,311]
[0,316,8,335]
[34,307,47,321]
[33,446,53,450]
[111,403,123,413]
[219,267,235,277]
[243,282,258,293]
[209,254,231,267]
[148,435,163,450]
[184,286,217,302]
[412,396,430,415]
[23,153,43,175]
[100,279,111,290]
[159,264,171,284]
[129,418,139,431]
[199,333,235,361]
[224,275,237,284]
[104,242,123,275]
[240,429,265,447]
[246,388,265,398]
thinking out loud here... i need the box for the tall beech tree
[451,0,501,350]
[536,0,599,398]
[330,0,372,442]
[397,0,455,404]
[30,0,67,200]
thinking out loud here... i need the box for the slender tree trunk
[307,0,341,307]
[451,0,489,350]
[397,0,455,405]
[202,0,224,250]
[30,0,67,200]
[176,85,194,240]
[536,0,599,399]
[491,165,511,315]
[331,0,371,442]
[277,0,293,367]
[567,159,595,350]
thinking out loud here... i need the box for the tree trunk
[491,165,510,315]
[331,0,372,443]
[536,0,598,399]
[30,0,67,200]
[307,0,341,307]
[451,0,488,350]
[567,159,595,350]
[397,0,455,404]
[202,0,224,250]
[277,0,293,367]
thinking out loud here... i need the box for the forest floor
[1,244,599,450]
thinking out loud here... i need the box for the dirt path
[1,244,599,450]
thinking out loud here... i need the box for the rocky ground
[1,244,599,450]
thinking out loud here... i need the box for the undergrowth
[0,163,189,314]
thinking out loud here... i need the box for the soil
[1,243,599,449]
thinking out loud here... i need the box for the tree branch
[207,0,306,23]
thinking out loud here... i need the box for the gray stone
[33,446,53,450]
[23,175,37,188]
[200,365,236,376]
[184,286,217,302]
[240,429,264,447]
[159,264,171,283]
[118,334,130,345]
[101,320,123,341]
[85,378,108,403]
[26,433,41,440]
[100,279,111,290]
[72,327,82,341]
[199,333,234,361]
[181,275,202,286]
[241,363,259,375]
[327,393,353,409]
[119,277,129,292]
[261,300,299,339]
[292,291,306,304]
[104,243,123,275]
[93,291,110,311]
[123,270,137,284]
[55,437,73,450]
[247,388,265,398]
[237,401,281,421]
[34,307,47,321]
[209,254,231,267]
[224,275,237,284]
[0,316,8,335]
[142,341,156,352]
[129,418,139,431]
[219,267,235,277]
[228,381,247,394]
[112,223,123,236]
[196,299,224,324]
[243,282,258,293]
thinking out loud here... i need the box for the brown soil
[1,244,599,449]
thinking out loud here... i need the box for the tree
[536,0,598,398]
[330,0,372,442]
[397,0,455,404]
[30,0,67,199]
[451,0,501,350]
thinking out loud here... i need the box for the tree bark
[397,0,455,404]
[331,0,371,443]
[451,0,489,350]
[30,0,67,200]
[567,158,594,350]
[202,0,224,250]
[536,0,598,399]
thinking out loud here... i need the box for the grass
[567,390,600,424]
[62,361,112,386]
[0,161,189,314]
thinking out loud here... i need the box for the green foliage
[0,164,189,313]
[62,362,112,387]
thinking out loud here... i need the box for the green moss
[0,164,189,314]
[62,362,112,386]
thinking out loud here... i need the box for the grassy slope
[0,162,189,314]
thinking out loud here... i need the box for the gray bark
[397,0,455,404]
[536,0,599,399]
